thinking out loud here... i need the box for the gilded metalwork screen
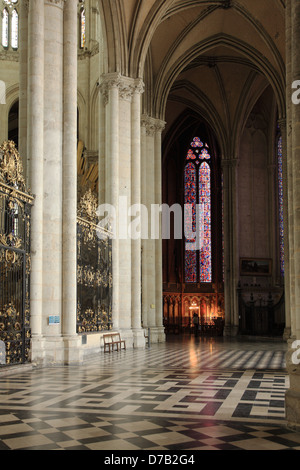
[0,140,32,365]
[77,190,112,333]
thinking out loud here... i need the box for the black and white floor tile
[0,336,299,451]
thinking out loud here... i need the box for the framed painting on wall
[240,258,272,276]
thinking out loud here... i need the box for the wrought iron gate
[77,189,112,333]
[0,141,32,366]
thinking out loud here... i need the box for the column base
[285,339,300,431]
[30,335,46,365]
[223,325,239,337]
[62,335,83,364]
[31,335,83,365]
[286,388,300,432]
[147,326,166,343]
[283,327,291,341]
[132,328,146,348]
[118,328,134,349]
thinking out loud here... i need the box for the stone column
[62,0,81,360]
[285,0,295,342]
[118,77,132,340]
[100,74,120,330]
[286,0,300,431]
[19,0,28,180]
[98,87,106,206]
[41,0,64,362]
[286,0,296,342]
[131,79,145,347]
[140,115,166,343]
[28,0,44,356]
[222,158,239,336]
[141,120,148,329]
[278,118,291,340]
[154,119,166,342]
[141,115,156,333]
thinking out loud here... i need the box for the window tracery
[1,0,18,50]
[184,137,212,283]
[79,2,86,49]
[1,7,8,48]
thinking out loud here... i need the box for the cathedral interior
[1,0,300,452]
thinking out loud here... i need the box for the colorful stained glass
[199,162,212,282]
[80,7,86,49]
[200,148,210,159]
[278,136,284,276]
[191,137,203,148]
[185,250,197,283]
[184,137,212,283]
[186,149,196,160]
[184,162,197,282]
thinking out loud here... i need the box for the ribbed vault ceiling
[101,0,285,153]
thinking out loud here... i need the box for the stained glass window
[184,162,197,282]
[11,8,18,49]
[277,136,284,276]
[184,137,212,283]
[1,3,18,50]
[199,162,212,282]
[2,8,9,48]
[80,7,86,49]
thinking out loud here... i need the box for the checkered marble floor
[0,335,299,451]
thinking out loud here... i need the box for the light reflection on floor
[0,334,297,451]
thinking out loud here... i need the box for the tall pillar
[100,75,147,347]
[42,0,64,356]
[28,0,45,357]
[131,79,145,347]
[100,74,120,330]
[62,0,81,360]
[222,158,239,336]
[98,87,106,205]
[19,0,28,180]
[140,115,166,343]
[278,118,291,340]
[118,77,132,340]
[141,115,156,332]
[29,0,80,364]
[286,0,300,430]
[154,119,166,342]
[141,120,148,329]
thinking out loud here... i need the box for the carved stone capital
[141,115,165,136]
[44,0,65,8]
[99,74,145,105]
[99,73,121,105]
[277,118,287,138]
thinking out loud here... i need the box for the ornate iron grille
[0,141,32,366]
[237,285,285,336]
[77,190,112,333]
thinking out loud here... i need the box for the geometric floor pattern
[0,335,300,451]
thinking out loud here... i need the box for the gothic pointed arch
[98,0,128,75]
